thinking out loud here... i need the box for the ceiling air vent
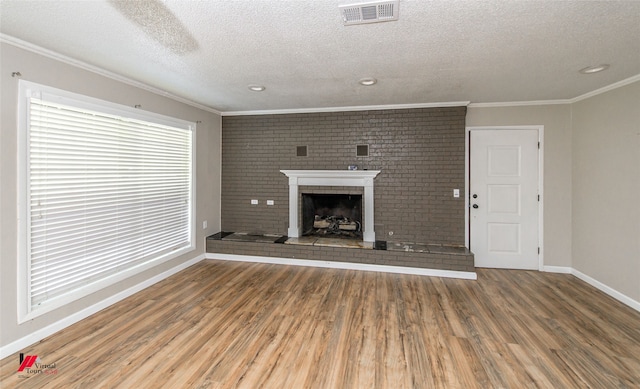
[340,0,399,25]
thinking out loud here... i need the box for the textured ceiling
[1,0,639,114]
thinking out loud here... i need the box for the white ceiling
[2,0,639,114]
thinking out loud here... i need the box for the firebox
[301,193,363,238]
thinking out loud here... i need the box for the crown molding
[1,34,223,116]
[2,34,467,117]
[468,99,571,108]
[221,101,471,116]
[569,73,640,103]
[4,33,638,115]
[468,73,640,108]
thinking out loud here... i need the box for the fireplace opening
[302,193,363,239]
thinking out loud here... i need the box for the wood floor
[2,260,639,388]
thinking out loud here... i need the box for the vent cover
[340,0,399,25]
[356,144,369,157]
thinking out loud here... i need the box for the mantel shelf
[280,170,381,180]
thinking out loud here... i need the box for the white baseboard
[205,253,478,280]
[570,268,640,313]
[542,265,572,274]
[544,266,640,313]
[0,254,205,360]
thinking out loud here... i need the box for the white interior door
[470,129,539,270]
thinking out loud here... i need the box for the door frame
[465,125,545,270]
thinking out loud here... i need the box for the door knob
[472,204,479,209]
[472,194,478,198]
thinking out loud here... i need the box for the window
[18,81,195,321]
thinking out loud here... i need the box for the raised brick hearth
[206,233,475,273]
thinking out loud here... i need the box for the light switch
[453,189,460,198]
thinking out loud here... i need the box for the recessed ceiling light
[359,78,377,86]
[248,85,266,91]
[579,64,610,74]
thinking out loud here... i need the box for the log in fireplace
[302,193,362,238]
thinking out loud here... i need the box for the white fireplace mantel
[280,170,381,243]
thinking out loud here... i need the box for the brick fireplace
[212,106,474,274]
[280,170,380,245]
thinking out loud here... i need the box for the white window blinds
[25,94,194,315]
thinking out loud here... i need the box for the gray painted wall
[466,104,573,268]
[0,43,222,349]
[221,107,468,246]
[467,80,640,305]
[571,81,640,302]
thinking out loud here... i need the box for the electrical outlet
[251,199,258,205]
[202,220,208,229]
[267,200,274,205]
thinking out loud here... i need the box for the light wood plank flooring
[2,260,639,388]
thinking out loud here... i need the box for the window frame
[17,80,196,322]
